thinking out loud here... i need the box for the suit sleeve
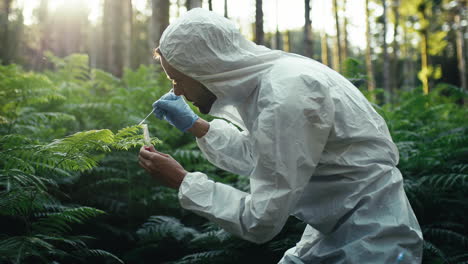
[196,118,255,176]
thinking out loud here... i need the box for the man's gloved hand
[152,92,199,132]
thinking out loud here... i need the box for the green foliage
[341,57,367,88]
[0,55,167,263]
[377,84,468,263]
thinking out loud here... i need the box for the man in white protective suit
[138,8,423,264]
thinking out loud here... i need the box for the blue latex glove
[152,92,199,132]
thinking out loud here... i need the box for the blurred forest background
[0,0,467,97]
[0,0,467,264]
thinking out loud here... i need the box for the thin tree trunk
[149,0,170,64]
[103,0,112,71]
[342,0,348,59]
[365,0,376,97]
[111,0,124,77]
[333,36,340,71]
[391,0,400,95]
[124,0,133,70]
[333,0,342,71]
[321,32,329,66]
[224,0,228,18]
[208,0,212,11]
[402,19,416,90]
[420,33,429,94]
[255,0,264,45]
[34,0,49,70]
[382,0,391,103]
[186,0,202,10]
[0,0,12,65]
[285,30,292,52]
[419,5,430,95]
[455,12,467,96]
[304,0,313,58]
[275,29,282,50]
[275,0,282,50]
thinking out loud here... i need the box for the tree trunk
[342,0,348,59]
[275,29,282,50]
[186,0,202,10]
[285,30,292,52]
[420,31,429,94]
[419,4,431,95]
[149,0,170,64]
[208,0,212,11]
[124,0,133,70]
[321,32,329,66]
[224,0,228,18]
[110,0,124,77]
[402,19,416,91]
[0,0,12,65]
[304,0,313,58]
[390,0,400,95]
[255,0,264,45]
[455,12,467,96]
[333,0,342,71]
[34,0,49,70]
[102,0,112,71]
[332,35,340,71]
[365,0,376,97]
[382,0,391,103]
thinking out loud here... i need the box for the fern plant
[376,84,468,264]
[0,60,168,263]
[0,123,159,263]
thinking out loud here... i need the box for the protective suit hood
[159,8,282,128]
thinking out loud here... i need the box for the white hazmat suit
[159,8,423,263]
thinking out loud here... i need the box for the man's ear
[153,47,162,61]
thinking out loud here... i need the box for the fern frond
[0,235,55,261]
[32,207,105,235]
[31,162,74,180]
[421,173,468,188]
[1,155,37,174]
[189,231,223,249]
[150,186,179,207]
[423,240,448,263]
[112,125,161,150]
[45,52,91,84]
[16,112,76,126]
[0,188,53,216]
[136,216,198,242]
[89,166,127,177]
[88,195,127,214]
[423,227,468,247]
[42,129,114,171]
[173,250,230,264]
[0,169,47,191]
[64,102,113,112]
[35,234,88,249]
[73,249,124,264]
[172,149,204,164]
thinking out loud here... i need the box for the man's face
[158,52,216,114]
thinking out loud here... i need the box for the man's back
[261,55,423,263]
